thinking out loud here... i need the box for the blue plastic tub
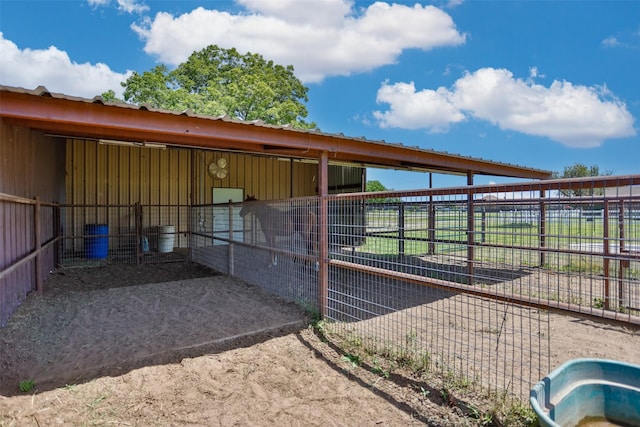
[84,224,109,259]
[530,358,640,427]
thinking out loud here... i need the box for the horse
[239,196,318,268]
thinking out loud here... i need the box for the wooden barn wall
[0,121,64,326]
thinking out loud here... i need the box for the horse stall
[1,121,363,325]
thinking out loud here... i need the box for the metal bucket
[157,225,175,253]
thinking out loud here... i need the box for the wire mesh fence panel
[321,176,639,398]
[59,204,189,267]
[325,265,549,398]
[192,197,321,311]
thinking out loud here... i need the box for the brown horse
[239,196,318,268]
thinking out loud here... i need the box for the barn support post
[467,172,475,285]
[318,151,329,318]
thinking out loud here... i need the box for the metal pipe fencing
[194,175,640,398]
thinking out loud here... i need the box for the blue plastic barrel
[85,224,109,259]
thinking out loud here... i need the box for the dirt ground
[1,262,639,426]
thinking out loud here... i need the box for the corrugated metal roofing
[0,85,552,179]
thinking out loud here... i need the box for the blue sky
[0,0,638,190]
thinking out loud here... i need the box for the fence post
[480,206,486,243]
[135,202,142,264]
[467,173,475,285]
[603,200,610,310]
[228,199,235,276]
[428,200,435,255]
[318,152,329,318]
[34,196,43,295]
[398,202,405,257]
[618,199,627,310]
[539,189,546,267]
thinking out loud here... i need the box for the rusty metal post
[539,189,546,267]
[34,196,43,295]
[480,206,486,243]
[135,202,142,264]
[228,199,235,276]
[603,200,610,310]
[189,150,196,261]
[618,199,627,309]
[467,172,475,285]
[428,173,435,255]
[54,202,61,267]
[398,202,405,257]
[428,201,436,255]
[318,152,329,318]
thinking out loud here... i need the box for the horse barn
[10,84,640,400]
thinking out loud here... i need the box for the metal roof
[0,85,552,179]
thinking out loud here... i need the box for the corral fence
[3,175,640,397]
[0,193,58,326]
[192,174,640,398]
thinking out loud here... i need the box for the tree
[366,180,400,204]
[366,180,390,193]
[554,163,613,197]
[103,45,316,129]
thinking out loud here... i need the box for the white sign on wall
[212,188,244,245]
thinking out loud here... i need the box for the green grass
[18,379,35,393]
[361,210,640,261]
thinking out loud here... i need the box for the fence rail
[193,175,640,398]
[3,175,640,398]
[0,193,59,326]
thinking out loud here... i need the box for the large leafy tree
[104,46,315,129]
[554,163,612,197]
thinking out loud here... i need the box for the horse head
[239,195,258,217]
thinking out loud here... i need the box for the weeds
[316,321,542,427]
[341,353,362,369]
[18,379,35,393]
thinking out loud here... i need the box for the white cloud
[131,1,466,83]
[117,0,149,14]
[0,33,132,99]
[374,67,636,148]
[374,81,464,132]
[602,36,620,48]
[87,0,148,14]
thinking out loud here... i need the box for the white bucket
[158,225,175,253]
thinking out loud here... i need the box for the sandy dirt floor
[1,262,639,426]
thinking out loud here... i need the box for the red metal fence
[192,174,640,397]
[0,193,58,326]
[3,174,640,396]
